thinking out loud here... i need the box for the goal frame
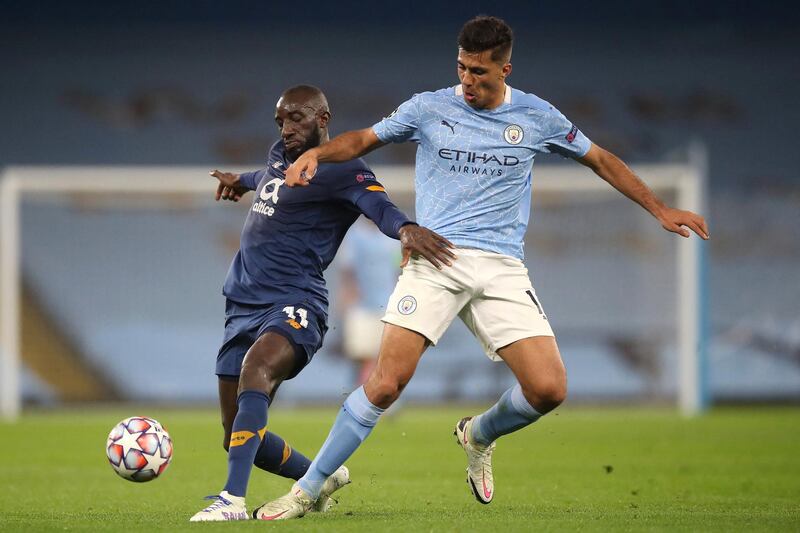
[0,157,708,420]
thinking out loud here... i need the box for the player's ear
[317,110,331,128]
[501,62,512,79]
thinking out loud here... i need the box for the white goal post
[0,158,707,420]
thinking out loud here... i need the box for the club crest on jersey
[397,295,417,315]
[503,124,524,145]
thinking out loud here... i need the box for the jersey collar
[454,84,512,106]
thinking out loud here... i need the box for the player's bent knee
[523,379,567,414]
[366,378,402,409]
[239,356,290,396]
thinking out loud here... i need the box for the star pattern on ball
[142,446,168,476]
[116,425,143,457]
[113,456,140,479]
[106,417,173,483]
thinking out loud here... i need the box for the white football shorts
[343,307,384,361]
[382,248,553,361]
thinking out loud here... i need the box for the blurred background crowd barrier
[1,1,798,414]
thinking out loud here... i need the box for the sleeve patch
[566,125,578,143]
[365,185,385,192]
[355,172,377,183]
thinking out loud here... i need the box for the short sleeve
[372,95,422,144]
[537,108,591,159]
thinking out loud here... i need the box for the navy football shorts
[216,299,326,380]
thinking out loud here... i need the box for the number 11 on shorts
[283,306,309,328]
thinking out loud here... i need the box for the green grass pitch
[1,406,798,531]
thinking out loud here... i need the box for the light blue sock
[298,386,384,499]
[471,384,542,446]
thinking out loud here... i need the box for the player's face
[457,49,511,110]
[274,99,323,160]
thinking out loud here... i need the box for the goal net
[0,162,706,419]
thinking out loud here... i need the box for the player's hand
[210,170,249,202]
[399,224,456,269]
[657,207,709,239]
[284,149,319,188]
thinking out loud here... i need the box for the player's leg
[454,251,562,503]
[254,324,428,520]
[455,337,564,505]
[296,262,461,495]
[254,256,469,520]
[192,332,298,522]
[222,331,302,499]
[193,302,326,522]
[472,335,565,439]
[220,365,312,480]
[218,376,239,452]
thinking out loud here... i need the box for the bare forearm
[577,144,709,240]
[584,147,666,218]
[314,128,382,163]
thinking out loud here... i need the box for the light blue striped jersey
[372,85,591,259]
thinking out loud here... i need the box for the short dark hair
[457,15,514,63]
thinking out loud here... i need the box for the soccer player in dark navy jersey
[190,85,454,522]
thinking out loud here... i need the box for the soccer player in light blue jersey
[255,16,709,518]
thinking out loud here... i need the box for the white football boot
[252,482,314,520]
[189,491,249,521]
[454,416,496,504]
[253,466,351,520]
[311,465,351,512]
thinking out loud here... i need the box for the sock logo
[229,430,255,447]
[280,442,293,466]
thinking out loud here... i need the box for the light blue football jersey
[372,85,591,260]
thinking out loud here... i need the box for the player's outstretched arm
[578,144,709,240]
[398,224,456,270]
[210,170,251,202]
[351,187,456,269]
[284,128,385,188]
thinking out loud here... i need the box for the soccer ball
[106,416,173,482]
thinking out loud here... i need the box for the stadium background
[1,1,798,408]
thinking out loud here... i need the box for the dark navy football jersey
[222,141,411,320]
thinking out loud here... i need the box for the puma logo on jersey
[441,120,458,134]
